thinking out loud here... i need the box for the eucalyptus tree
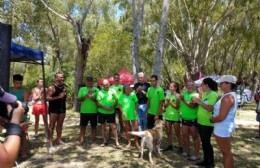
[132,0,144,81]
[0,0,58,84]
[86,21,132,79]
[167,0,240,80]
[207,0,260,98]
[40,0,112,110]
[153,0,169,78]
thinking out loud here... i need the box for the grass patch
[17,110,260,168]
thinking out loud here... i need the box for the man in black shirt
[133,72,150,131]
[47,72,67,152]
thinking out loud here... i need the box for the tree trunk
[153,0,169,79]
[73,37,91,111]
[132,0,144,82]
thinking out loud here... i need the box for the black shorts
[165,120,181,124]
[98,113,116,124]
[181,118,197,127]
[80,113,97,127]
[147,113,162,129]
[49,109,66,114]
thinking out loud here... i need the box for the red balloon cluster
[97,69,134,85]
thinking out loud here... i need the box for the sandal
[100,143,108,147]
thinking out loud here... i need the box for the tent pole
[41,54,49,132]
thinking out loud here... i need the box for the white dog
[128,120,164,164]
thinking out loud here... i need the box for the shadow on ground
[17,112,260,168]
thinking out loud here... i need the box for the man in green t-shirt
[77,76,99,145]
[9,74,29,158]
[146,75,165,129]
[109,74,124,134]
[97,79,121,148]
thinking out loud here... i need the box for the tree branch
[40,0,67,21]
[182,0,193,41]
[81,0,94,25]
[166,38,183,54]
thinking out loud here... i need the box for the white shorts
[214,122,235,137]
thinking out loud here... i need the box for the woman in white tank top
[210,75,238,168]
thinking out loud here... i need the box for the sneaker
[48,146,56,152]
[163,146,173,151]
[188,155,200,161]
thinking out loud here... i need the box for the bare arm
[194,97,213,112]
[23,89,30,103]
[169,99,180,109]
[180,95,197,108]
[135,103,139,115]
[146,99,150,112]
[32,88,41,101]
[182,99,198,108]
[198,102,214,112]
[46,85,64,101]
[156,100,164,116]
[211,95,234,123]
[0,101,24,167]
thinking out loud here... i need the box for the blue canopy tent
[10,42,47,105]
[0,22,47,111]
[11,42,44,64]
[10,42,46,88]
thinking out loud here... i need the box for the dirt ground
[17,109,260,168]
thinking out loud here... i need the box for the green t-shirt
[180,91,198,120]
[164,94,180,121]
[197,91,218,126]
[9,87,26,102]
[97,89,117,114]
[119,93,138,121]
[110,84,123,108]
[78,86,99,114]
[147,86,165,115]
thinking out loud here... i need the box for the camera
[0,86,29,126]
[0,101,29,119]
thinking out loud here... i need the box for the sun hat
[219,75,237,84]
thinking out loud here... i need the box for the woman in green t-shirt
[193,78,218,167]
[179,81,200,161]
[119,84,139,149]
[163,82,183,154]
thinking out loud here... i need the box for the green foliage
[0,0,259,94]
[87,21,132,78]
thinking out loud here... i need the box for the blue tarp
[11,42,44,63]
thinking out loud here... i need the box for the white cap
[220,75,237,84]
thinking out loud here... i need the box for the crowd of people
[1,71,260,168]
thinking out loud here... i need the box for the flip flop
[100,143,108,147]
